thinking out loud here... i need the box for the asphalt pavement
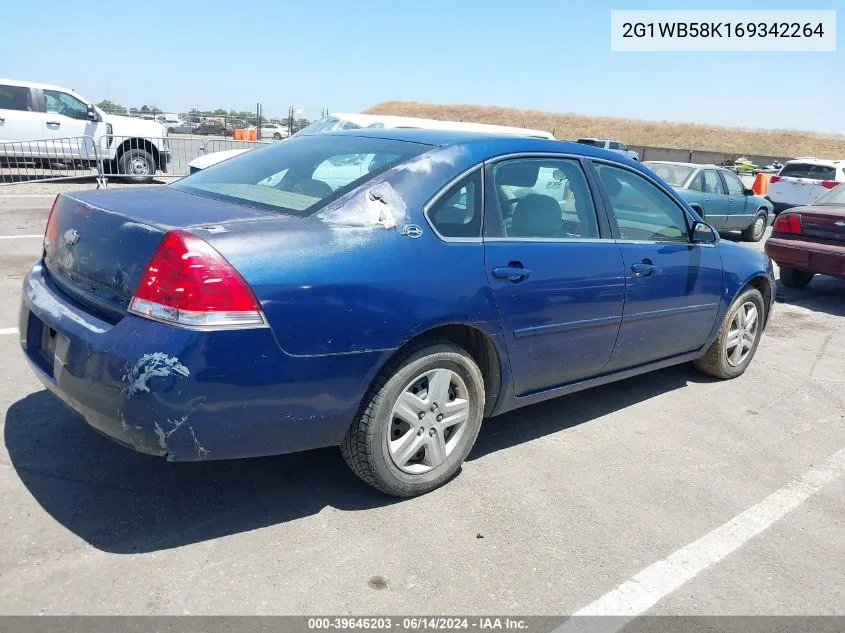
[0,193,842,617]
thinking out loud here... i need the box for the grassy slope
[365,101,845,159]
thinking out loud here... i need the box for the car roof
[0,77,81,94]
[298,127,641,163]
[785,157,844,166]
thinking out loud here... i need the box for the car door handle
[631,260,658,277]
[46,121,61,126]
[492,265,531,282]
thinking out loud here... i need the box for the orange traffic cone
[752,172,771,196]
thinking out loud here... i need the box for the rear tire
[779,266,814,289]
[693,288,765,380]
[273,132,282,140]
[741,210,767,242]
[340,339,485,497]
[118,148,155,183]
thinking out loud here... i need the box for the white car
[575,138,639,161]
[766,157,845,214]
[0,78,169,181]
[188,112,555,172]
[258,123,289,140]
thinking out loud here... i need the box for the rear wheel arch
[362,324,504,421]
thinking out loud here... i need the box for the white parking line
[0,235,41,240]
[0,328,18,335]
[556,445,845,633]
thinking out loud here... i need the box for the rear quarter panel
[208,143,506,359]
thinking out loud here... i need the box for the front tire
[341,339,485,497]
[780,266,814,289]
[693,288,765,380]
[118,148,155,183]
[741,210,768,242]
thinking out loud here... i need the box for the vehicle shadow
[470,363,708,460]
[5,391,392,555]
[6,364,709,554]
[774,276,845,318]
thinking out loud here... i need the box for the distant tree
[96,99,124,114]
[212,108,227,116]
[139,105,151,113]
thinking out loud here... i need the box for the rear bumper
[764,236,845,277]
[766,199,797,214]
[19,263,385,462]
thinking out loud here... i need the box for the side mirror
[744,188,755,196]
[691,221,717,244]
[86,104,99,122]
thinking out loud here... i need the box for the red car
[765,183,845,288]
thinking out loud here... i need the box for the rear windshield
[171,135,428,216]
[576,139,600,147]
[644,163,696,187]
[779,163,837,180]
[295,116,363,135]
[812,182,845,205]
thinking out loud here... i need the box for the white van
[0,79,169,182]
[188,112,555,173]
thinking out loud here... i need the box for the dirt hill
[365,101,845,159]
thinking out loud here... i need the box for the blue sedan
[644,161,774,242]
[20,130,775,497]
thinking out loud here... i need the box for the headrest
[497,162,539,187]
[510,194,561,237]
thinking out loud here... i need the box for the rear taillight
[128,230,266,328]
[43,195,60,251]
[770,176,782,184]
[773,213,802,235]
[821,180,839,189]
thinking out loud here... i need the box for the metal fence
[0,137,103,185]
[0,134,273,187]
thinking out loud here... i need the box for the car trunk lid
[793,205,845,243]
[42,187,291,322]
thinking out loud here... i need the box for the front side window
[703,170,725,195]
[427,170,482,238]
[491,158,599,239]
[172,135,427,216]
[594,163,689,243]
[720,170,745,196]
[44,90,89,120]
[0,85,33,112]
[609,142,621,150]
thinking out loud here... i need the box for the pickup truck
[576,138,639,161]
[0,78,170,182]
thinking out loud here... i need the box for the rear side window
[427,170,482,238]
[780,163,837,180]
[172,135,427,216]
[720,170,745,196]
[491,157,599,239]
[703,170,726,195]
[577,139,600,147]
[0,85,33,112]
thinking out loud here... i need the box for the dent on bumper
[20,264,386,462]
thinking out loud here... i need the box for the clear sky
[2,0,842,132]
